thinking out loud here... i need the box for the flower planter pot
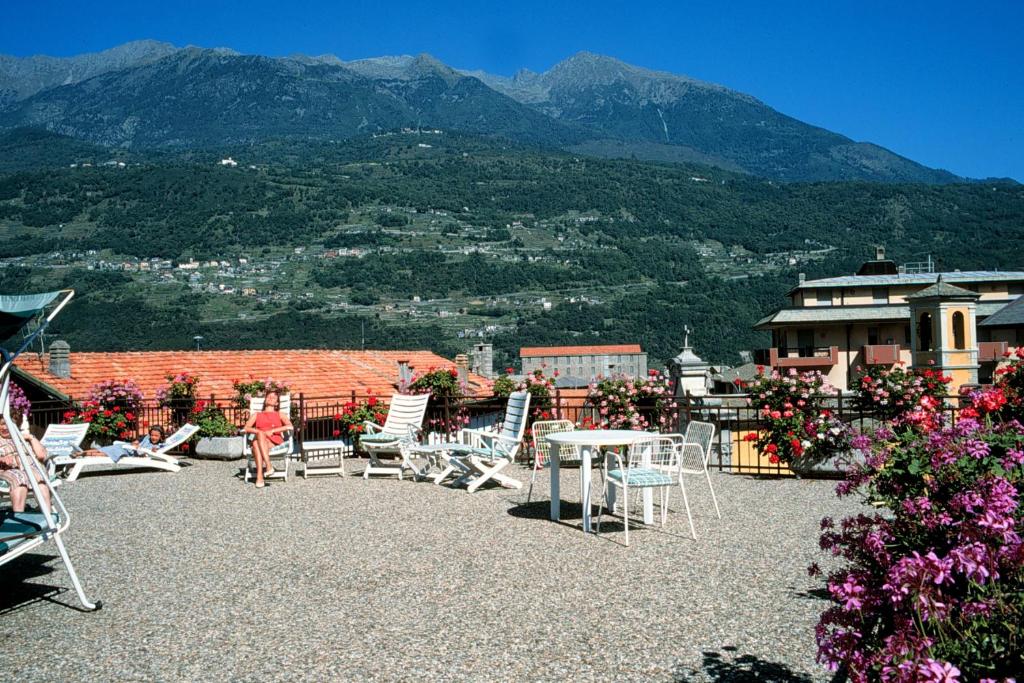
[789,448,866,477]
[193,436,245,461]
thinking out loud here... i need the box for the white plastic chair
[435,391,531,492]
[595,436,678,547]
[526,419,575,504]
[362,393,431,479]
[1,422,89,494]
[55,423,200,482]
[244,394,294,483]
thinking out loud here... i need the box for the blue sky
[3,1,1022,180]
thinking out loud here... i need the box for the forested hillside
[0,132,1021,368]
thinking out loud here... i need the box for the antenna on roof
[361,320,365,351]
[193,335,203,351]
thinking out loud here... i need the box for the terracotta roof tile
[520,344,643,358]
[15,349,492,405]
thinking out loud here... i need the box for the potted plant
[741,368,849,475]
[156,371,200,428]
[191,400,244,460]
[64,379,145,446]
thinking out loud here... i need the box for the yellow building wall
[944,306,973,346]
[948,368,973,391]
[947,351,972,366]
[730,428,795,476]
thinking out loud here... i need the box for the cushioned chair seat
[360,432,401,444]
[0,511,57,552]
[607,468,673,487]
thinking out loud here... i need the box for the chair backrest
[625,436,678,475]
[530,419,575,467]
[250,393,291,419]
[158,423,201,454]
[381,393,431,436]
[494,391,530,458]
[40,423,90,458]
[680,420,715,472]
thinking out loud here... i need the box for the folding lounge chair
[434,390,530,493]
[361,393,430,479]
[244,394,294,483]
[55,423,200,483]
[0,288,100,610]
[0,422,89,495]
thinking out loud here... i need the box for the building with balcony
[754,248,1024,390]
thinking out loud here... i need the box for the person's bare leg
[256,432,275,477]
[252,436,267,485]
[31,470,51,511]
[8,484,27,512]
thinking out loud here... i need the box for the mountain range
[0,40,961,183]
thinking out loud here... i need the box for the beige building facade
[754,253,1024,391]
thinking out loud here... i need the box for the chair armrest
[460,427,497,447]
[680,442,709,466]
[364,421,385,434]
[454,432,521,461]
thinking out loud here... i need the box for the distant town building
[219,157,238,167]
[520,344,647,381]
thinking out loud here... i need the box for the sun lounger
[54,423,199,482]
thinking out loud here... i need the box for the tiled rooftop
[14,349,492,403]
[520,344,642,357]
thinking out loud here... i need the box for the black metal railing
[20,391,965,476]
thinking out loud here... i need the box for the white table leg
[643,488,655,524]
[641,447,655,525]
[580,446,593,533]
[549,450,561,522]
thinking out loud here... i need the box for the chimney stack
[798,272,806,284]
[876,245,886,260]
[455,354,470,387]
[471,343,493,379]
[397,360,412,391]
[49,340,71,379]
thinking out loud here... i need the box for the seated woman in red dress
[243,391,292,488]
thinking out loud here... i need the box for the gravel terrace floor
[2,457,865,682]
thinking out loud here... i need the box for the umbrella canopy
[0,291,63,342]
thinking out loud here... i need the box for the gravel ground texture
[2,457,865,682]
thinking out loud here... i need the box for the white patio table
[544,429,656,533]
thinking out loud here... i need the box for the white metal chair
[244,394,294,483]
[435,391,531,492]
[595,436,678,546]
[362,393,431,479]
[526,419,575,504]
[669,420,722,539]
